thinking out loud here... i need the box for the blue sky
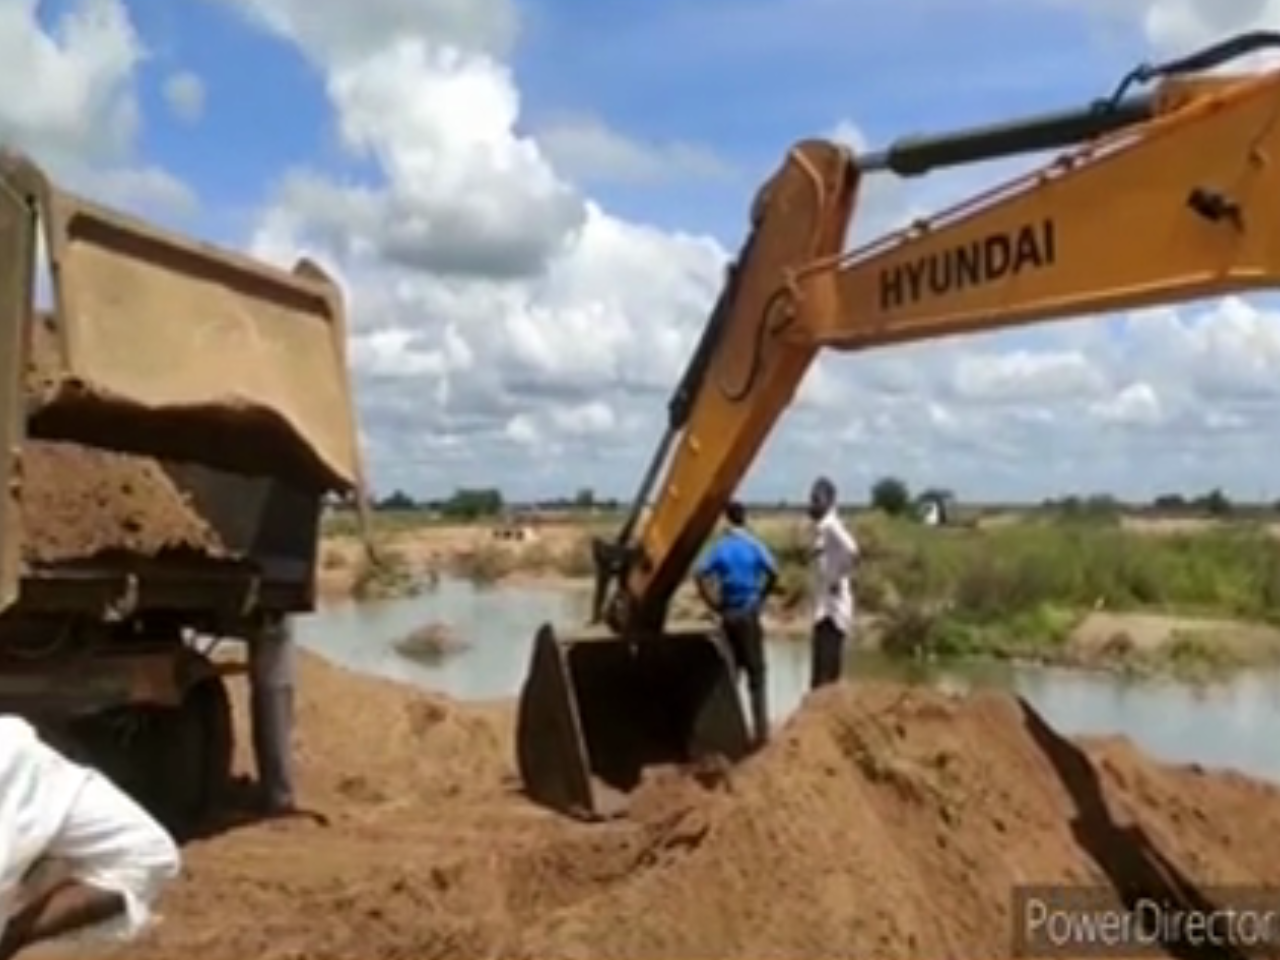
[106,0,1149,248]
[16,0,1280,501]
[515,0,1144,236]
[122,1,338,240]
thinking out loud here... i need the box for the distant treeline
[328,479,1280,522]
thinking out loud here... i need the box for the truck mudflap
[515,623,753,820]
[1,151,364,494]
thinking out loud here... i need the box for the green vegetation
[755,512,1280,673]
[350,546,425,601]
[870,476,912,517]
[320,477,1280,676]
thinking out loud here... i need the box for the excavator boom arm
[817,73,1280,351]
[516,32,1280,822]
[611,35,1280,630]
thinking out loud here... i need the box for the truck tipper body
[0,151,368,831]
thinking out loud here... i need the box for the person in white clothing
[807,476,858,688]
[0,716,180,958]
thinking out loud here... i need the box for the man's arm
[756,540,779,602]
[694,544,724,612]
[0,880,123,959]
[14,750,181,957]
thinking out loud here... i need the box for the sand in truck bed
[18,440,228,564]
[16,313,229,565]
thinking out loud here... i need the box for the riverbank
[110,647,1280,959]
[315,512,1280,680]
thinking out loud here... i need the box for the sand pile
[19,441,228,563]
[116,655,1280,960]
[518,684,1280,958]
[15,314,229,564]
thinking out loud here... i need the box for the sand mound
[516,683,1280,957]
[119,656,1280,960]
[271,653,513,808]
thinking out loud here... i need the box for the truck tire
[154,672,233,836]
[63,669,234,838]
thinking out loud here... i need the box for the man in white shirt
[807,476,858,688]
[0,716,180,958]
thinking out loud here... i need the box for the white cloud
[214,0,517,64]
[0,0,139,161]
[163,70,205,123]
[1090,381,1162,425]
[952,350,1108,404]
[1058,0,1280,61]
[0,0,196,221]
[218,0,1280,502]
[1138,0,1280,58]
[535,115,732,185]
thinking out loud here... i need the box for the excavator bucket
[515,623,752,820]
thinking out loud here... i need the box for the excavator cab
[516,620,751,820]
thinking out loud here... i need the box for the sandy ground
[1071,611,1280,657]
[60,650,1280,959]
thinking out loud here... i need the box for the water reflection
[295,578,1280,782]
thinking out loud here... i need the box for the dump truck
[515,30,1280,820]
[0,152,367,832]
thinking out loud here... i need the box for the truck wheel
[59,668,234,836]
[155,673,233,836]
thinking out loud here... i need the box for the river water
[294,577,1280,783]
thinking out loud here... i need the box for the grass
[753,512,1280,669]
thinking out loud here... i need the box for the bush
[760,515,1280,655]
[351,546,420,600]
[451,544,514,584]
[555,535,597,578]
[440,487,504,521]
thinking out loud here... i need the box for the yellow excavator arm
[517,31,1280,820]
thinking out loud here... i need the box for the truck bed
[20,439,232,565]
[8,437,321,616]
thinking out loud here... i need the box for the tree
[440,487,504,520]
[1196,488,1232,517]
[375,489,416,511]
[573,487,595,509]
[870,476,911,517]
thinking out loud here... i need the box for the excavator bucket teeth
[516,623,752,821]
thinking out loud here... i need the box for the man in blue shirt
[694,500,778,748]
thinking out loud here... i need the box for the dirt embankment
[112,652,1280,960]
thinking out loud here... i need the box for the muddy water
[295,577,1280,782]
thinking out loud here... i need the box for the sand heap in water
[119,655,1280,960]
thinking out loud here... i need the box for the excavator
[516,31,1280,820]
